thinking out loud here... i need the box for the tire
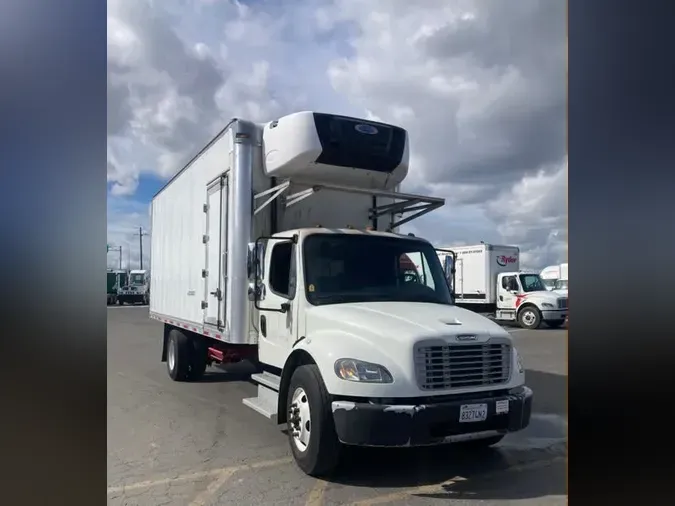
[286,365,342,477]
[457,434,504,449]
[546,319,565,329]
[117,298,123,305]
[167,329,191,381]
[187,338,208,381]
[517,306,541,329]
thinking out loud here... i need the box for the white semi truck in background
[437,244,568,329]
[540,262,568,292]
[149,111,533,476]
[117,269,150,305]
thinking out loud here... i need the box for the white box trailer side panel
[150,128,234,327]
[486,245,520,302]
[453,245,488,302]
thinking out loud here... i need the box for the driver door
[499,274,519,309]
[257,239,297,368]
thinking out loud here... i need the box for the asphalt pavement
[108,306,567,505]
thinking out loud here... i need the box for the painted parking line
[188,467,239,506]
[107,457,292,495]
[344,477,466,506]
[305,479,330,506]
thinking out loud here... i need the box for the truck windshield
[519,274,547,293]
[303,234,453,306]
[554,279,568,290]
[130,274,145,285]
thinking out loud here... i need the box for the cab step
[242,372,280,420]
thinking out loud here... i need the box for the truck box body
[150,113,408,345]
[448,244,520,304]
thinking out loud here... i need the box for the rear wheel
[286,365,342,476]
[187,338,208,381]
[517,306,541,329]
[167,329,190,381]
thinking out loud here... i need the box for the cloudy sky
[107,0,567,271]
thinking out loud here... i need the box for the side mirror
[246,243,255,280]
[256,242,265,280]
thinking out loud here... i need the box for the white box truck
[437,244,568,329]
[149,111,533,477]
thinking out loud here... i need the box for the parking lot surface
[108,306,567,505]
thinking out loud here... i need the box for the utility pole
[107,244,122,270]
[134,227,150,269]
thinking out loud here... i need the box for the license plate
[459,403,488,423]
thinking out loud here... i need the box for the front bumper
[118,293,146,302]
[541,309,567,321]
[331,386,533,447]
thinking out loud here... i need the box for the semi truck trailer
[437,244,568,329]
[149,111,533,476]
[107,270,118,305]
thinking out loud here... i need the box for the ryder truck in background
[149,111,533,476]
[437,244,568,329]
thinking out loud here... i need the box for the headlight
[516,353,524,374]
[541,303,554,308]
[334,359,393,383]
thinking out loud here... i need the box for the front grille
[414,341,512,391]
[557,298,568,309]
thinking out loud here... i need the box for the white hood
[306,301,508,345]
[302,301,521,398]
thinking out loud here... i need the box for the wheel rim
[522,310,536,326]
[168,338,176,372]
[289,387,311,452]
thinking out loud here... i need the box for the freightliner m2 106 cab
[437,244,568,329]
[149,111,533,476]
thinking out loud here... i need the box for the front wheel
[286,365,342,477]
[517,306,541,329]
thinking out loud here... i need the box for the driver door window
[502,276,518,292]
[268,242,296,299]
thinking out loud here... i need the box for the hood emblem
[456,334,477,342]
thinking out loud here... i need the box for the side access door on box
[203,175,229,329]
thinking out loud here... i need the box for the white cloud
[107,198,151,270]
[107,0,567,270]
